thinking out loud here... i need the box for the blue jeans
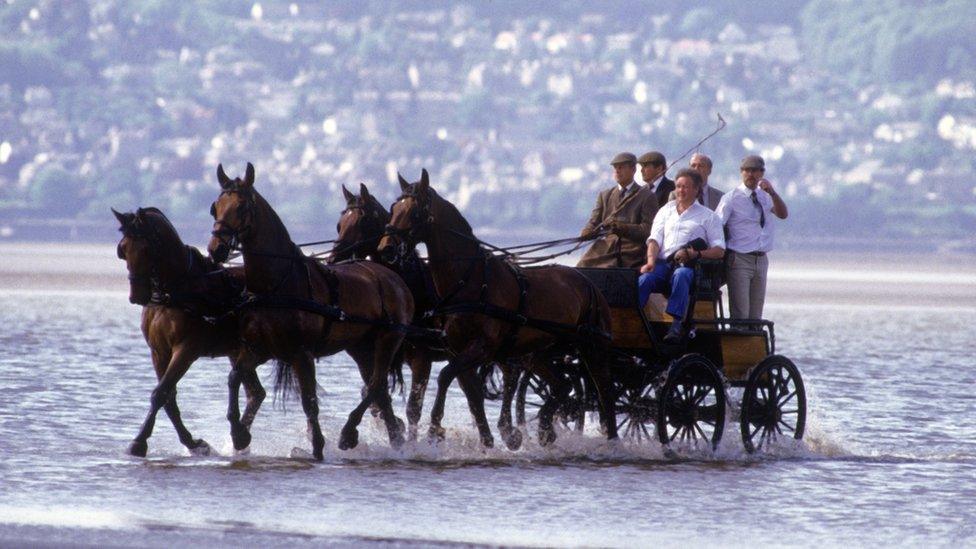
[638,262,694,319]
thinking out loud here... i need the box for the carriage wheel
[656,354,726,451]
[614,374,658,442]
[479,362,505,401]
[740,355,806,453]
[515,370,586,432]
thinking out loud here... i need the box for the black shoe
[663,319,684,344]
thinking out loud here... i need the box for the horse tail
[388,345,405,395]
[272,360,299,411]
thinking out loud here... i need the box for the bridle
[384,189,433,248]
[118,215,193,297]
[333,201,387,260]
[210,188,255,252]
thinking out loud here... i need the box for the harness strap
[238,294,441,338]
[430,301,611,345]
[496,261,528,358]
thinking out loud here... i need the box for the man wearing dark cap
[577,152,659,268]
[715,154,789,321]
[638,151,674,207]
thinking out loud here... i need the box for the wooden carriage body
[576,263,773,383]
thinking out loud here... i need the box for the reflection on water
[0,245,975,546]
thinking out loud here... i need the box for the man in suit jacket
[638,151,674,207]
[668,153,724,210]
[577,152,659,269]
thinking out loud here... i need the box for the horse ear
[342,184,355,204]
[397,172,410,192]
[111,208,126,225]
[217,164,231,188]
[359,183,371,200]
[244,163,255,187]
[417,169,430,193]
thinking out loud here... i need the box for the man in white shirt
[639,168,726,343]
[715,155,789,320]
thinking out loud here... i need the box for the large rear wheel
[740,355,806,453]
[656,354,726,451]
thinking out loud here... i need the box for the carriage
[513,260,807,453]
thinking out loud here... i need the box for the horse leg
[340,337,406,450]
[131,346,207,456]
[404,346,431,441]
[579,344,618,441]
[532,358,570,447]
[292,352,325,460]
[427,344,490,445]
[227,352,264,451]
[239,366,266,429]
[456,367,495,448]
[496,360,524,450]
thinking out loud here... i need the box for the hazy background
[1,0,974,251]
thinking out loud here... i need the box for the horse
[376,170,619,446]
[330,183,522,449]
[207,163,415,460]
[114,207,266,457]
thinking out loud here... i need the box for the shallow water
[0,246,975,547]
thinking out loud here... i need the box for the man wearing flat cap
[715,154,789,321]
[638,151,674,207]
[577,152,659,268]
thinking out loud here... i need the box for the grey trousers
[726,251,769,320]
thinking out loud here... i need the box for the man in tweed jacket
[577,152,659,269]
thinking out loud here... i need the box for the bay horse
[377,170,619,446]
[207,163,414,460]
[330,183,522,449]
[114,207,265,457]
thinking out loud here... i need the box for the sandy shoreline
[2,242,973,308]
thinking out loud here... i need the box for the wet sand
[2,242,973,309]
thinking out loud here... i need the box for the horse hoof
[503,429,523,451]
[313,448,324,461]
[128,440,148,457]
[395,416,406,434]
[481,434,495,449]
[338,428,359,450]
[538,429,557,447]
[390,432,405,449]
[407,425,419,442]
[189,439,213,456]
[427,425,446,443]
[232,429,252,451]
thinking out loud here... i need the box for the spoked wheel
[479,362,505,401]
[740,355,806,453]
[614,374,659,442]
[656,354,726,451]
[515,370,586,432]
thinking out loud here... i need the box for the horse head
[208,162,256,263]
[114,207,182,305]
[377,169,433,264]
[330,183,390,264]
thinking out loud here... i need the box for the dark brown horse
[377,170,619,446]
[114,207,266,457]
[330,183,522,449]
[207,163,414,459]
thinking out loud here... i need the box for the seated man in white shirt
[715,155,789,320]
[639,168,726,343]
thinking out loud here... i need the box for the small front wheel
[740,355,806,453]
[656,354,726,451]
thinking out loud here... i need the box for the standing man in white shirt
[639,168,726,343]
[715,155,789,320]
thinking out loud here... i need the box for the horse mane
[426,186,473,237]
[248,187,298,250]
[363,192,390,223]
[135,207,183,248]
